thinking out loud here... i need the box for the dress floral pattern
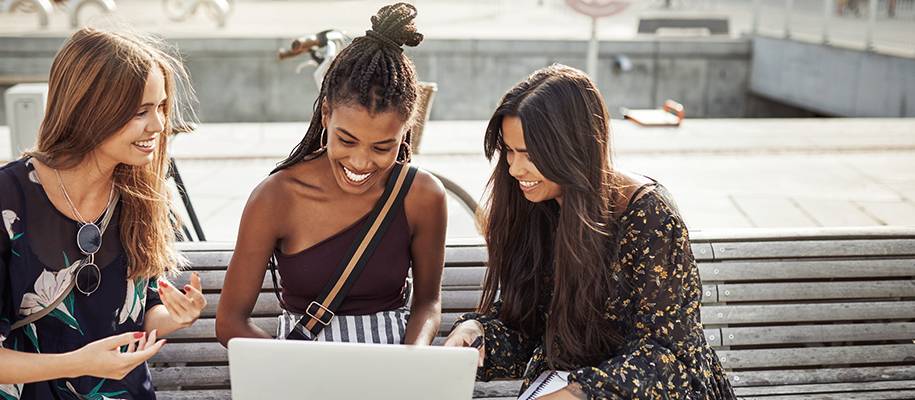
[0,158,163,400]
[455,183,736,399]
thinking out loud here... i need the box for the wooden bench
[150,228,915,399]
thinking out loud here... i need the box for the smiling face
[93,67,167,168]
[501,116,563,203]
[322,102,407,195]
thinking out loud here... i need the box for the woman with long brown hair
[0,28,206,399]
[216,3,446,346]
[444,65,735,399]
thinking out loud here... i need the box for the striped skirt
[276,308,410,344]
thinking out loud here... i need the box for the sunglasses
[75,222,102,295]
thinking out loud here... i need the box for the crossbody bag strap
[10,192,120,332]
[288,163,417,339]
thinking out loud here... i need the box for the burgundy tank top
[274,203,412,315]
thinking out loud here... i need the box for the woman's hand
[158,272,207,328]
[69,330,165,380]
[538,383,588,400]
[443,320,486,367]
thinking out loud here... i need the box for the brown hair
[273,2,423,173]
[479,64,626,369]
[27,27,197,279]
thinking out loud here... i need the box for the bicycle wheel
[162,0,190,21]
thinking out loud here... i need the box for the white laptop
[228,338,480,400]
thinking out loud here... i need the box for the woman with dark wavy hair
[445,65,735,399]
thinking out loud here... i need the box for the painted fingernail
[159,280,169,288]
[184,285,192,291]
[133,332,145,339]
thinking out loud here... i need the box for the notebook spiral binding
[527,372,559,399]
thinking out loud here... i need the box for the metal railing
[751,0,914,51]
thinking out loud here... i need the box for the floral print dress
[455,182,736,399]
[0,158,162,400]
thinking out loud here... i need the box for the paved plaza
[6,118,910,242]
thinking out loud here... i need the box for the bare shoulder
[245,160,316,209]
[404,167,447,232]
[405,167,446,206]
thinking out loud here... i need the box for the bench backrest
[150,230,915,399]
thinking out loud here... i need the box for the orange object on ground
[622,99,685,127]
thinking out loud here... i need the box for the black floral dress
[0,158,163,400]
[455,182,736,399]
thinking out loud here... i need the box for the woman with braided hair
[217,3,446,346]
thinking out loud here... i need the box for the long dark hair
[273,2,423,173]
[479,64,625,369]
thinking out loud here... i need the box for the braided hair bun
[368,2,424,48]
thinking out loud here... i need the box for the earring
[318,128,328,150]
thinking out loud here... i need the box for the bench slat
[717,344,915,369]
[181,245,488,270]
[721,322,915,346]
[728,365,915,387]
[738,390,915,400]
[734,380,915,396]
[172,313,458,341]
[200,289,484,318]
[155,382,525,399]
[711,239,915,260]
[182,252,233,269]
[157,390,230,400]
[151,366,229,388]
[179,265,490,293]
[727,366,915,387]
[698,259,915,282]
[151,342,227,363]
[717,281,915,302]
[153,365,915,390]
[702,301,915,325]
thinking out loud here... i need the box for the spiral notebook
[517,371,570,399]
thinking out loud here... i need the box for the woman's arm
[446,300,541,381]
[402,171,447,345]
[215,179,284,346]
[0,183,164,385]
[0,332,163,385]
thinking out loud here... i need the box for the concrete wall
[1,36,763,123]
[750,36,915,117]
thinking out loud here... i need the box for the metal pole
[865,0,877,50]
[823,0,832,43]
[587,16,599,85]
[752,0,761,34]
[785,0,794,38]
[169,157,206,241]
